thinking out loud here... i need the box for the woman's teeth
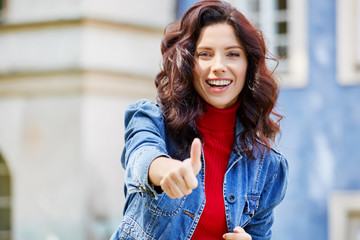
[207,80,231,87]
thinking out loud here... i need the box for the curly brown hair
[155,0,282,159]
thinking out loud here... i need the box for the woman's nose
[211,55,226,73]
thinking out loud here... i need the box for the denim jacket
[110,99,288,240]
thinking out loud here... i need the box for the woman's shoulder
[127,99,162,111]
[260,145,288,173]
[269,145,288,166]
[246,143,288,182]
[125,99,164,118]
[258,145,288,190]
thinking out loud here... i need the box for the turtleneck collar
[196,101,240,132]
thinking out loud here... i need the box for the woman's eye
[197,52,211,57]
[228,52,240,57]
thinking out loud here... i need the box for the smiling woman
[110,1,288,239]
[156,1,281,159]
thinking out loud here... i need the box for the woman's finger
[181,159,198,190]
[161,173,187,198]
[170,165,193,195]
[223,227,252,240]
[190,138,202,174]
[160,178,175,198]
[223,233,251,240]
[233,227,246,233]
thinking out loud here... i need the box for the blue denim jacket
[110,99,288,240]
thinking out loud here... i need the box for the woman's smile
[206,79,233,94]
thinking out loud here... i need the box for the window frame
[0,0,6,22]
[329,191,360,240]
[336,0,360,85]
[234,0,308,88]
[0,155,11,240]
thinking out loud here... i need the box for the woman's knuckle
[169,171,177,178]
[185,189,192,195]
[179,164,188,174]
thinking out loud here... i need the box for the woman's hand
[223,227,252,240]
[148,138,202,199]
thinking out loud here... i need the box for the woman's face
[193,23,248,109]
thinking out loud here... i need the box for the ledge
[0,17,164,35]
[0,69,157,98]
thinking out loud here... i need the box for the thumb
[190,138,202,175]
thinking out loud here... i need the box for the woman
[111,1,288,239]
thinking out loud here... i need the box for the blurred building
[0,0,359,240]
[0,0,176,239]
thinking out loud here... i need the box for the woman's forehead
[196,23,243,48]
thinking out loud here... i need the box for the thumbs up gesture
[149,138,202,199]
[189,138,202,177]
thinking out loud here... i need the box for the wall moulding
[0,70,156,98]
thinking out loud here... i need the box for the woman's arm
[148,138,202,199]
[121,100,171,198]
[121,100,202,199]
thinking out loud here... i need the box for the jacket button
[227,194,236,203]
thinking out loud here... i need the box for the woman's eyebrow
[225,45,244,50]
[196,46,212,50]
[196,45,244,50]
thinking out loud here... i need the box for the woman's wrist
[148,156,173,186]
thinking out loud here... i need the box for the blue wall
[177,0,197,18]
[178,0,360,239]
[273,0,360,239]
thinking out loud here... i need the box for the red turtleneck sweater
[191,101,240,239]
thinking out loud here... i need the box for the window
[329,192,360,240]
[235,0,308,88]
[0,154,11,240]
[337,0,360,85]
[349,212,360,240]
[0,0,5,22]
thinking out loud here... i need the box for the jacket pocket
[241,194,260,227]
[115,216,156,240]
[143,192,186,216]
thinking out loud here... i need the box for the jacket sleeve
[121,99,169,199]
[244,154,289,240]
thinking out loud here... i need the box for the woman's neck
[196,101,240,132]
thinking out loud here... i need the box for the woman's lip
[207,78,233,81]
